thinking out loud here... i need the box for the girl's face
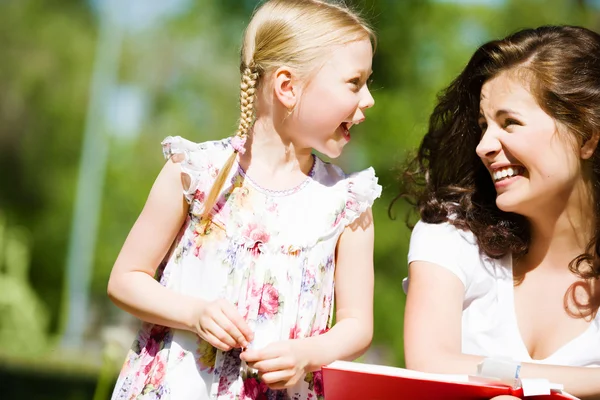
[476,72,586,217]
[291,39,374,159]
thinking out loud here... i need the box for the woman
[398,25,600,399]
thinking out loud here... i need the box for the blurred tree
[0,0,596,374]
[0,213,49,355]
[0,0,96,338]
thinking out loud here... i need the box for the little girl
[107,1,381,399]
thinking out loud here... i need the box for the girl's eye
[348,78,362,92]
[478,122,488,133]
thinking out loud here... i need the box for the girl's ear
[581,132,600,160]
[273,66,298,110]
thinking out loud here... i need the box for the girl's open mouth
[340,122,351,141]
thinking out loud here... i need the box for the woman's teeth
[493,166,523,182]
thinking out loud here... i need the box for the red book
[321,361,578,400]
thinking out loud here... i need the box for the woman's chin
[495,194,520,213]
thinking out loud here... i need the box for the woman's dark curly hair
[393,25,600,281]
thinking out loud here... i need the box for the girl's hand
[240,340,308,390]
[191,298,254,351]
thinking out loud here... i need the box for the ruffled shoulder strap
[315,161,382,228]
[340,167,382,226]
[161,135,232,203]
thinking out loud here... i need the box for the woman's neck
[524,180,595,272]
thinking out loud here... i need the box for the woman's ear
[581,132,600,160]
[273,66,298,110]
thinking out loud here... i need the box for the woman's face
[476,71,586,217]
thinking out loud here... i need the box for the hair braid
[199,65,259,231]
[237,67,259,137]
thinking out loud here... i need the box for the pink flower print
[193,190,206,203]
[332,210,345,227]
[207,163,219,179]
[192,226,204,257]
[267,201,278,213]
[241,302,252,320]
[216,375,232,397]
[309,326,330,337]
[321,294,332,313]
[301,269,316,293]
[134,325,170,383]
[312,371,325,397]
[242,223,270,256]
[247,242,263,257]
[240,377,268,400]
[148,357,167,388]
[138,325,168,360]
[304,371,325,399]
[289,324,302,339]
[346,197,359,212]
[258,284,279,319]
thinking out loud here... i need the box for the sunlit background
[1,0,599,398]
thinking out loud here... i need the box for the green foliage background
[0,0,598,396]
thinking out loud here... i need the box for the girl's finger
[240,342,284,363]
[220,301,254,343]
[260,370,295,386]
[204,320,238,349]
[250,357,291,373]
[212,310,248,348]
[202,331,233,352]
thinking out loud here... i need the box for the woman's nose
[476,129,502,160]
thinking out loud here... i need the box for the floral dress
[111,136,382,400]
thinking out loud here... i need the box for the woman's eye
[503,118,521,128]
[478,122,488,133]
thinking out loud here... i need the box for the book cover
[321,361,577,400]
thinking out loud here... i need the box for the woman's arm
[107,158,253,350]
[405,261,600,399]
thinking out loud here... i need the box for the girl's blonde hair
[200,0,375,228]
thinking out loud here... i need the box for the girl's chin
[318,143,345,159]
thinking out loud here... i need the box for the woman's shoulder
[411,219,478,246]
[408,220,479,270]
[407,219,509,291]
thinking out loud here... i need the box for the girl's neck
[237,118,314,186]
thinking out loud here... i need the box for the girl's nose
[360,86,375,110]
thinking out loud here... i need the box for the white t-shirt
[405,220,600,367]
